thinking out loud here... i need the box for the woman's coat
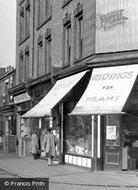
[45,133,55,157]
[31,133,38,154]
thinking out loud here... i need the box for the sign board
[96,0,138,53]
[106,125,116,140]
[71,65,138,115]
[14,93,31,104]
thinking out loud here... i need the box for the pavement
[0,152,138,189]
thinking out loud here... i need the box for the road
[0,168,138,190]
[0,168,18,178]
[50,181,138,190]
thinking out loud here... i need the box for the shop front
[1,106,17,154]
[22,71,89,161]
[71,64,138,171]
[13,92,31,157]
[21,64,138,171]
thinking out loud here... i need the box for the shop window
[44,29,51,74]
[19,7,25,42]
[37,36,43,77]
[64,101,91,156]
[122,114,138,147]
[63,13,71,67]
[74,3,83,61]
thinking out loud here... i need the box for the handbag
[41,151,46,157]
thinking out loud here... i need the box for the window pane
[65,115,91,156]
[46,0,50,17]
[25,52,29,81]
[45,39,51,74]
[38,43,43,76]
[64,26,71,66]
[20,12,24,41]
[26,8,30,36]
[47,40,51,73]
[38,0,45,25]
[75,17,83,59]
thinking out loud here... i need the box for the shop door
[104,115,122,170]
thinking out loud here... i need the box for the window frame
[37,40,44,77]
[74,14,83,61]
[37,0,52,29]
[63,22,71,67]
[44,36,51,74]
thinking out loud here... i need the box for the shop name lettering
[85,96,120,103]
[96,9,128,30]
[91,71,134,81]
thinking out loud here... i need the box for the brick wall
[16,0,96,83]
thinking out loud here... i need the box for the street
[0,167,138,190]
[0,168,18,178]
[0,153,138,190]
[50,180,138,190]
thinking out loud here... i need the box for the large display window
[64,115,91,156]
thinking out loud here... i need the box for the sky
[0,0,16,68]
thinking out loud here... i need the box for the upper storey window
[19,0,30,44]
[63,13,71,67]
[19,7,25,42]
[37,0,51,28]
[74,3,83,61]
[44,29,51,74]
[37,35,43,77]
[25,0,30,37]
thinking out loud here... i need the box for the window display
[64,115,91,156]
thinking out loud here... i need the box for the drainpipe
[59,103,64,164]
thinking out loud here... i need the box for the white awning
[71,65,138,115]
[22,71,87,118]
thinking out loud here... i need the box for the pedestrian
[31,130,39,159]
[45,128,56,166]
[36,130,41,159]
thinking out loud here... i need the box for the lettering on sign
[96,9,128,30]
[91,71,134,81]
[85,96,120,103]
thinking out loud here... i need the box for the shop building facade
[0,67,16,153]
[16,0,138,171]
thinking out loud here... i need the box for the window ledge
[74,57,82,64]
[37,15,52,30]
[62,0,73,8]
[62,64,70,69]
[19,0,25,6]
[19,34,30,46]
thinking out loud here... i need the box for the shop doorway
[104,115,122,171]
